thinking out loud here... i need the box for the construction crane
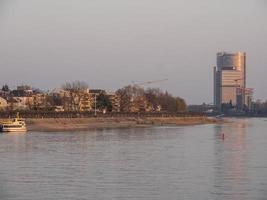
[132,79,168,87]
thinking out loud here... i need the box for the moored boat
[0,116,27,132]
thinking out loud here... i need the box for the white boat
[215,114,224,119]
[0,117,27,132]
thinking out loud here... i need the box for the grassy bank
[25,116,221,132]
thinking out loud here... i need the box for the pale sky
[0,0,266,104]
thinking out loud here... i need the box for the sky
[0,0,266,104]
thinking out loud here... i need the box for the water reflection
[213,119,249,200]
[1,120,267,199]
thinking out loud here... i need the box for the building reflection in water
[212,119,249,200]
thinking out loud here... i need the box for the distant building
[88,89,105,112]
[32,93,48,110]
[89,89,106,95]
[12,85,33,97]
[79,92,93,111]
[214,52,252,111]
[0,97,8,110]
[49,88,72,111]
[245,88,253,110]
[10,97,33,110]
[188,104,215,113]
[107,92,120,112]
[0,90,10,99]
[89,89,121,112]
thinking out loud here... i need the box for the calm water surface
[0,118,267,200]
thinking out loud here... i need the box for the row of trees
[0,82,187,113]
[117,85,187,112]
[60,82,187,113]
[251,100,267,114]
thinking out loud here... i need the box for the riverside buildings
[214,52,253,111]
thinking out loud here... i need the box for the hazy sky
[0,0,266,104]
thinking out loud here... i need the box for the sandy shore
[25,117,221,132]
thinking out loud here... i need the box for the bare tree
[116,85,187,113]
[62,81,88,92]
[116,85,147,112]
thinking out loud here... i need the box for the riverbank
[25,117,222,132]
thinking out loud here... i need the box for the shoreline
[25,116,223,132]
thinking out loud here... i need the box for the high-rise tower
[214,52,246,111]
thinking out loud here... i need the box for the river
[0,118,267,200]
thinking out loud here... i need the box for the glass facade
[214,52,247,111]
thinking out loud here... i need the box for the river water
[0,118,267,200]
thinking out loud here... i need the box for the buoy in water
[221,133,225,140]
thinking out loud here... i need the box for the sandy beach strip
[24,116,221,132]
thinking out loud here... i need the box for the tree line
[0,81,187,113]
[116,85,187,112]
